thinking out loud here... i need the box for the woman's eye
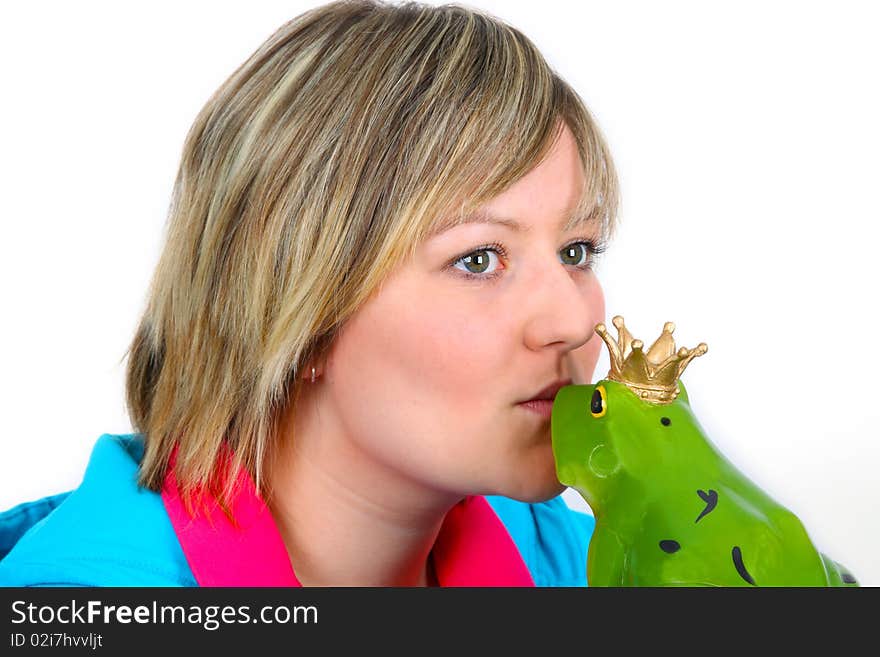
[560,242,589,267]
[453,249,501,275]
[449,239,604,280]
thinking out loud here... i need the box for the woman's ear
[302,363,323,382]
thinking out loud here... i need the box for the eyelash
[448,237,608,282]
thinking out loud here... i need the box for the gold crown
[595,315,708,405]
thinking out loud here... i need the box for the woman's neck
[266,391,460,587]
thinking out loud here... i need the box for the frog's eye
[590,385,607,418]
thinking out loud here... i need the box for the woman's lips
[516,378,572,419]
[516,398,555,419]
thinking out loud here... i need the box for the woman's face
[323,124,606,503]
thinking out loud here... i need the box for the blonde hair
[125,0,620,513]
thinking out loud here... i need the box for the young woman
[0,0,618,586]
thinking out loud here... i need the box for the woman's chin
[526,478,568,503]
[494,469,567,503]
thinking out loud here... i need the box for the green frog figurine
[552,315,859,587]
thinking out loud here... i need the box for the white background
[1,1,877,585]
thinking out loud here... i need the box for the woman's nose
[521,264,601,353]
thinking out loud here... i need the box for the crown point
[596,315,707,405]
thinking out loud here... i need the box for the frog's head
[551,316,707,509]
[552,378,694,505]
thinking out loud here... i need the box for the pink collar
[161,457,535,587]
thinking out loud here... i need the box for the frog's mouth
[654,546,757,587]
[662,582,723,587]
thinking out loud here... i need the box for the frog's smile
[656,545,757,587]
[662,582,723,587]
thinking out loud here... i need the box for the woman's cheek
[566,278,605,383]
[400,295,509,393]
[565,334,602,384]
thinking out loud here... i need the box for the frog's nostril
[659,540,681,553]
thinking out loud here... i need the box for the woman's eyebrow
[427,208,597,238]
